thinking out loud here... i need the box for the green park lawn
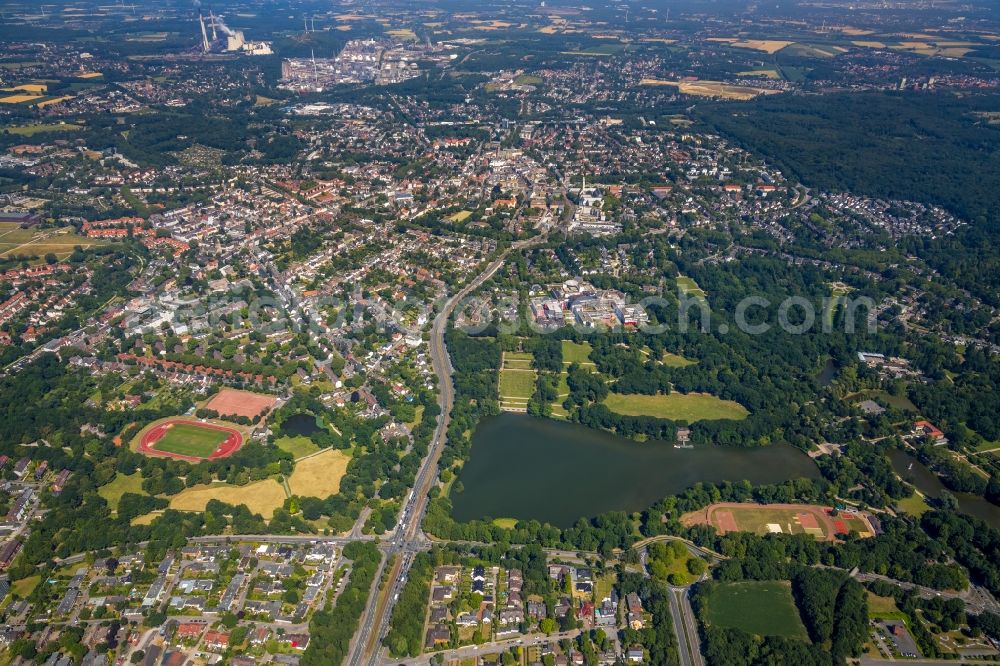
[276,435,321,460]
[603,392,748,422]
[499,367,536,400]
[703,581,810,640]
[896,493,931,517]
[152,423,229,458]
[562,340,595,365]
[97,472,145,512]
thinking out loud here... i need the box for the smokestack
[210,10,218,41]
[199,12,210,52]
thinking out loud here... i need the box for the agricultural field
[0,223,105,262]
[97,472,145,513]
[640,79,780,101]
[276,435,321,460]
[736,69,782,79]
[603,391,749,422]
[730,39,794,54]
[169,479,287,518]
[287,448,351,498]
[702,580,810,640]
[1,122,82,136]
[499,351,536,411]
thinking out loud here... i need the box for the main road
[347,237,544,666]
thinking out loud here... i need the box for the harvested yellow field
[641,38,677,44]
[836,27,874,36]
[736,69,781,79]
[731,40,794,54]
[35,96,73,108]
[853,41,887,48]
[78,72,103,79]
[387,28,417,41]
[471,20,514,29]
[707,37,737,43]
[169,479,287,518]
[288,449,351,499]
[0,95,41,104]
[939,47,974,57]
[640,78,780,101]
[130,511,161,526]
[2,83,46,93]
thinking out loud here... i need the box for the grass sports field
[603,391,749,422]
[0,222,105,262]
[137,418,243,461]
[150,422,229,457]
[703,580,810,640]
[500,351,536,411]
[287,449,350,498]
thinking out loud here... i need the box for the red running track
[138,418,244,462]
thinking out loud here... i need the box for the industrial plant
[197,11,272,56]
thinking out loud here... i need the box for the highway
[667,587,704,666]
[347,238,542,666]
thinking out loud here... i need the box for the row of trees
[301,541,381,666]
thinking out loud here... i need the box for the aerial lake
[450,413,821,527]
[280,413,322,437]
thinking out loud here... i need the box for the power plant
[197,10,272,56]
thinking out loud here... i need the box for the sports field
[288,449,351,498]
[151,423,229,457]
[137,418,243,461]
[203,388,276,419]
[499,351,536,411]
[0,222,105,262]
[603,392,748,422]
[703,580,810,640]
[682,502,875,541]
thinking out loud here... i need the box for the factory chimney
[199,12,210,52]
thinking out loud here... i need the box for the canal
[450,413,822,527]
[886,449,1000,529]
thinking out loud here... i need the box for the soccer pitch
[152,423,229,458]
